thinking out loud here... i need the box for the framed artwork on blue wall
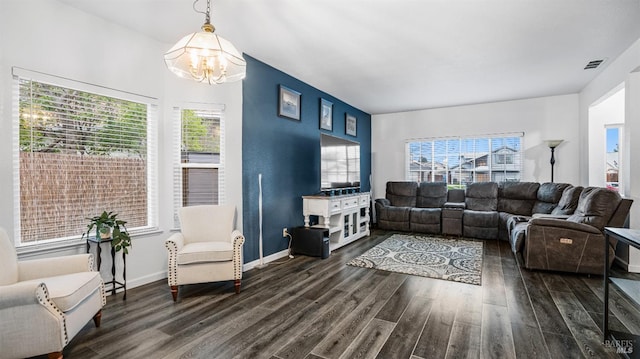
[345,113,357,136]
[278,85,301,120]
[319,98,333,131]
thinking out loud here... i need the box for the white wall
[0,0,243,288]
[579,37,640,271]
[371,94,580,198]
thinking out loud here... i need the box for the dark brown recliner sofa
[375,181,633,275]
[410,182,448,234]
[462,182,499,239]
[376,181,448,233]
[375,182,418,232]
[520,187,633,274]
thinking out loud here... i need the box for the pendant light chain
[205,0,211,26]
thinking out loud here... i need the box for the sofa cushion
[464,210,499,227]
[551,186,583,215]
[38,271,103,312]
[416,182,447,208]
[532,182,571,214]
[386,182,418,207]
[567,187,622,231]
[463,210,499,239]
[377,206,412,231]
[497,182,539,216]
[410,208,441,224]
[410,208,441,234]
[177,241,234,265]
[447,189,465,203]
[465,182,498,211]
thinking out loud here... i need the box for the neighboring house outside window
[407,134,523,187]
[173,105,225,228]
[13,68,158,247]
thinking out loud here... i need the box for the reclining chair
[520,187,632,274]
[165,205,245,301]
[0,227,105,359]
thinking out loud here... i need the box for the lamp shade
[164,30,246,84]
[544,139,564,148]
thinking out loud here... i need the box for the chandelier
[164,0,246,84]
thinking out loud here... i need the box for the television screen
[321,134,360,191]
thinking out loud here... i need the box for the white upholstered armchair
[0,227,105,359]
[165,205,245,301]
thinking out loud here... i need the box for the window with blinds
[173,106,224,228]
[407,134,523,187]
[13,69,158,246]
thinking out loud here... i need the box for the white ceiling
[59,0,640,114]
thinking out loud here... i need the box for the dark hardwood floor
[52,229,640,358]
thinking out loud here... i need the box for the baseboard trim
[628,263,640,273]
[243,249,290,271]
[105,251,290,295]
[614,256,640,273]
[122,271,167,291]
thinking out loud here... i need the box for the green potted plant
[83,211,132,254]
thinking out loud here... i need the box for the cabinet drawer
[359,196,369,205]
[329,200,341,213]
[342,198,359,209]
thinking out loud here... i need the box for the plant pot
[100,228,112,239]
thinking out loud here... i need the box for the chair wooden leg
[48,352,63,359]
[234,279,241,294]
[171,285,178,301]
[92,309,102,327]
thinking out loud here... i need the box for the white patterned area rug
[347,234,483,285]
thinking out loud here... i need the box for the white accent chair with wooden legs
[165,205,245,301]
[0,227,106,359]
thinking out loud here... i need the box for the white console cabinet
[302,192,370,251]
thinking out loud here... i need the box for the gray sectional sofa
[375,181,633,275]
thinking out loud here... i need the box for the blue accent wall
[242,55,371,262]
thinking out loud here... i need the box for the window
[172,105,225,227]
[13,68,158,246]
[407,134,523,187]
[605,125,622,192]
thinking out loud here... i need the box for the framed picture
[278,85,301,120]
[345,113,357,136]
[319,98,333,131]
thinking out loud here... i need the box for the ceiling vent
[584,59,605,70]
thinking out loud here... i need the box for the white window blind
[12,68,158,246]
[172,105,225,228]
[407,133,523,187]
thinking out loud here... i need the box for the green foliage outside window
[19,80,147,157]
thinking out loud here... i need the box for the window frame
[605,124,623,192]
[405,133,524,187]
[172,103,226,228]
[12,67,159,249]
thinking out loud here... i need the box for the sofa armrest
[375,198,391,207]
[444,202,466,209]
[165,233,185,287]
[0,281,47,309]
[528,218,602,234]
[18,253,93,281]
[0,281,67,353]
[231,230,245,248]
[165,232,185,253]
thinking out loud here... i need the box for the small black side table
[603,227,639,358]
[86,237,127,300]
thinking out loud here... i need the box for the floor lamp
[545,140,564,182]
